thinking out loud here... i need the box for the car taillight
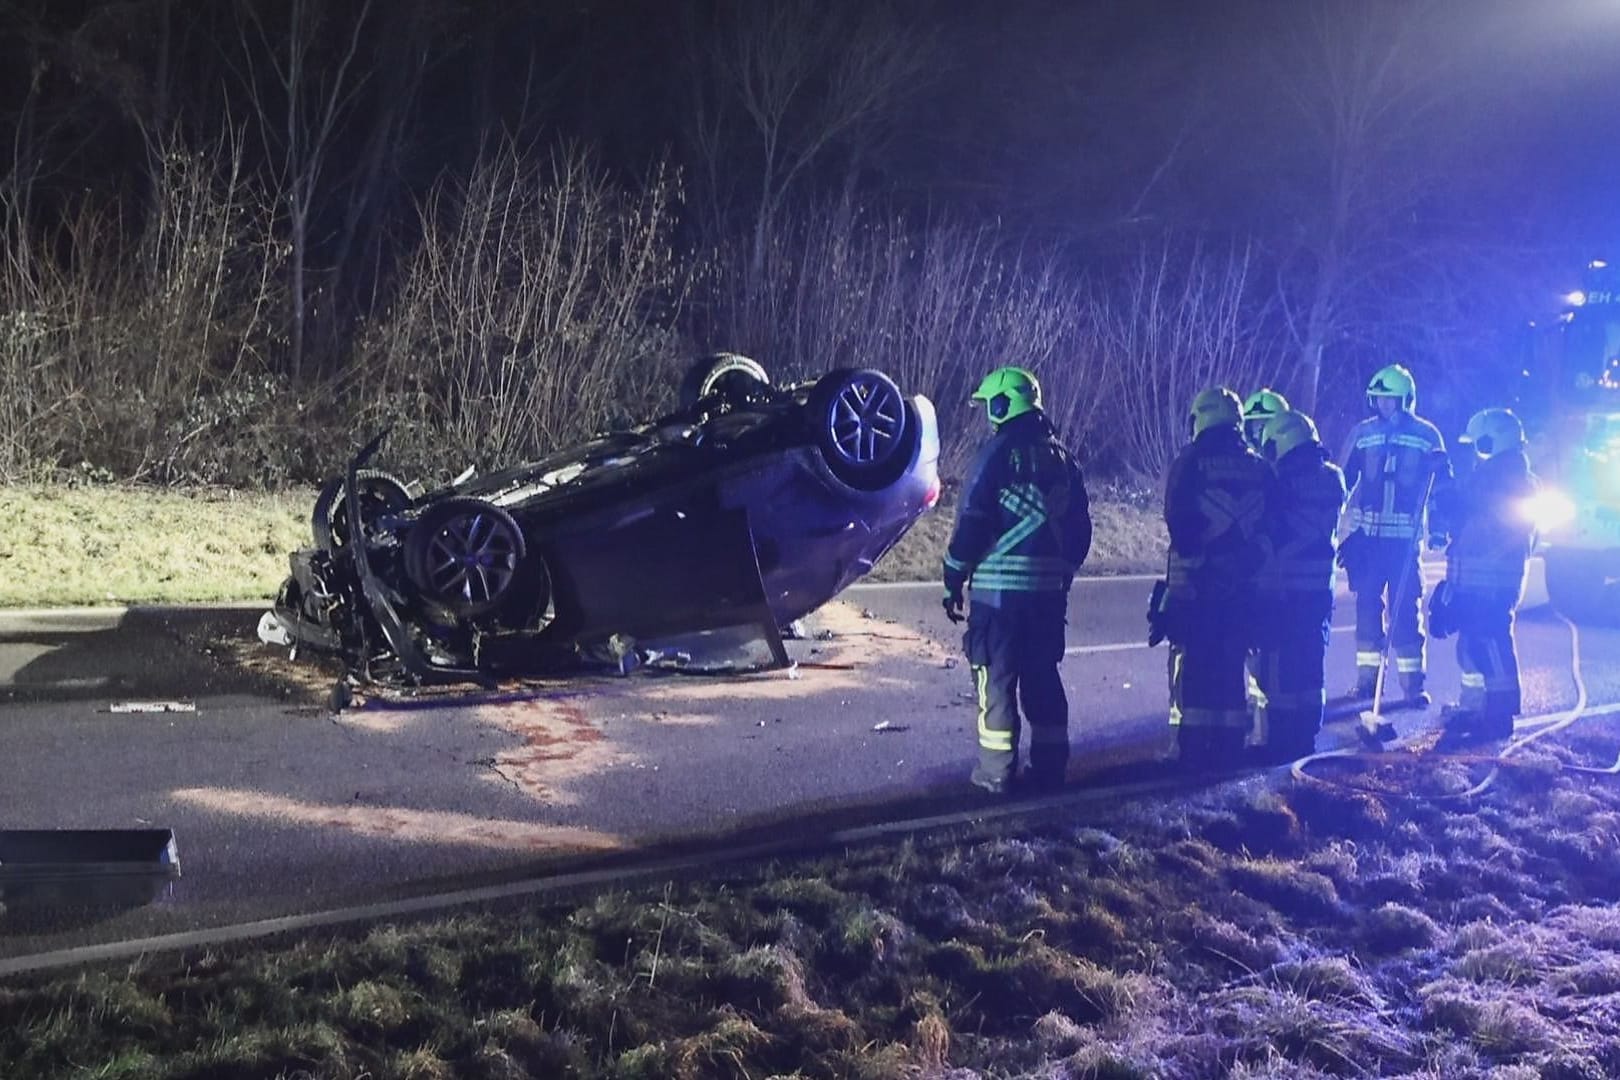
[924,478,941,509]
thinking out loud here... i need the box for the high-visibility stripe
[974,667,1012,752]
[1395,657,1424,673]
[1461,672,1487,687]
[1355,651,1383,667]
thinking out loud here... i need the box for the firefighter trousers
[1454,587,1521,734]
[1168,602,1251,768]
[1252,595,1332,760]
[963,592,1070,786]
[1350,538,1426,694]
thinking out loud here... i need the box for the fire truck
[1521,260,1620,623]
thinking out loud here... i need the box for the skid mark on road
[168,787,623,852]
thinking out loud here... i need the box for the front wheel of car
[403,498,527,619]
[312,470,414,552]
[807,368,913,490]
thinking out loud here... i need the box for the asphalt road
[2,560,1617,964]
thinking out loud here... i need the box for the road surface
[2,561,1616,963]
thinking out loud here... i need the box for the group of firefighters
[942,363,1540,793]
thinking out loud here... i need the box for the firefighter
[943,366,1092,794]
[1338,364,1451,706]
[1155,387,1271,769]
[1242,388,1291,448]
[1431,408,1538,746]
[1252,410,1347,762]
[1239,386,1291,725]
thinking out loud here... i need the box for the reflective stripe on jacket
[944,412,1092,601]
[1339,411,1450,540]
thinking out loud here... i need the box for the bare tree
[1257,0,1486,413]
[233,0,375,380]
[682,0,934,278]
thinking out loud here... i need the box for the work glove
[1146,578,1169,647]
[1426,532,1449,551]
[942,583,965,624]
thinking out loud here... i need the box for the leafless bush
[0,141,285,482]
[1087,241,1285,484]
[696,208,1111,476]
[351,142,689,474]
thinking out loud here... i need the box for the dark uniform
[1161,397,1271,767]
[1253,413,1347,761]
[944,411,1091,791]
[1339,400,1450,702]
[1433,411,1538,742]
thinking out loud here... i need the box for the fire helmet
[972,366,1042,427]
[1189,387,1243,440]
[1366,364,1417,411]
[1458,408,1525,459]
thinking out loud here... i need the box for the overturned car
[261,357,940,685]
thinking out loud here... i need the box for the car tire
[312,470,413,552]
[1544,546,1620,626]
[807,368,913,490]
[403,498,528,620]
[678,353,771,410]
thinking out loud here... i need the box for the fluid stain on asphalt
[482,697,627,807]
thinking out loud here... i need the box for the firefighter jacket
[1260,442,1347,597]
[1443,449,1538,594]
[1164,425,1271,603]
[1340,411,1450,541]
[943,411,1092,603]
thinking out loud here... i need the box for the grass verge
[0,485,1166,607]
[4,727,1620,1078]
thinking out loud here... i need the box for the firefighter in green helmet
[1252,410,1346,761]
[1241,388,1291,448]
[1430,407,1538,747]
[1151,387,1272,769]
[943,366,1093,794]
[1338,363,1452,708]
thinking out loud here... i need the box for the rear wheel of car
[807,368,912,490]
[403,498,528,619]
[312,470,413,552]
[678,353,771,410]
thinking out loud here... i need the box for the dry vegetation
[4,726,1619,1078]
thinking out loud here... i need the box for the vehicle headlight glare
[1522,488,1577,532]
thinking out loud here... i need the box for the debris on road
[109,701,196,714]
[873,719,910,733]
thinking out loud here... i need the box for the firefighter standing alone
[1252,411,1347,761]
[1338,364,1452,705]
[1430,408,1539,746]
[943,367,1092,794]
[1154,387,1272,768]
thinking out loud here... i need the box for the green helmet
[1241,387,1291,445]
[1260,410,1321,462]
[972,366,1042,427]
[1366,364,1416,411]
[1458,407,1525,459]
[1189,387,1243,440]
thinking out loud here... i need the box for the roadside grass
[4,728,1620,1078]
[0,484,1165,607]
[0,485,314,608]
